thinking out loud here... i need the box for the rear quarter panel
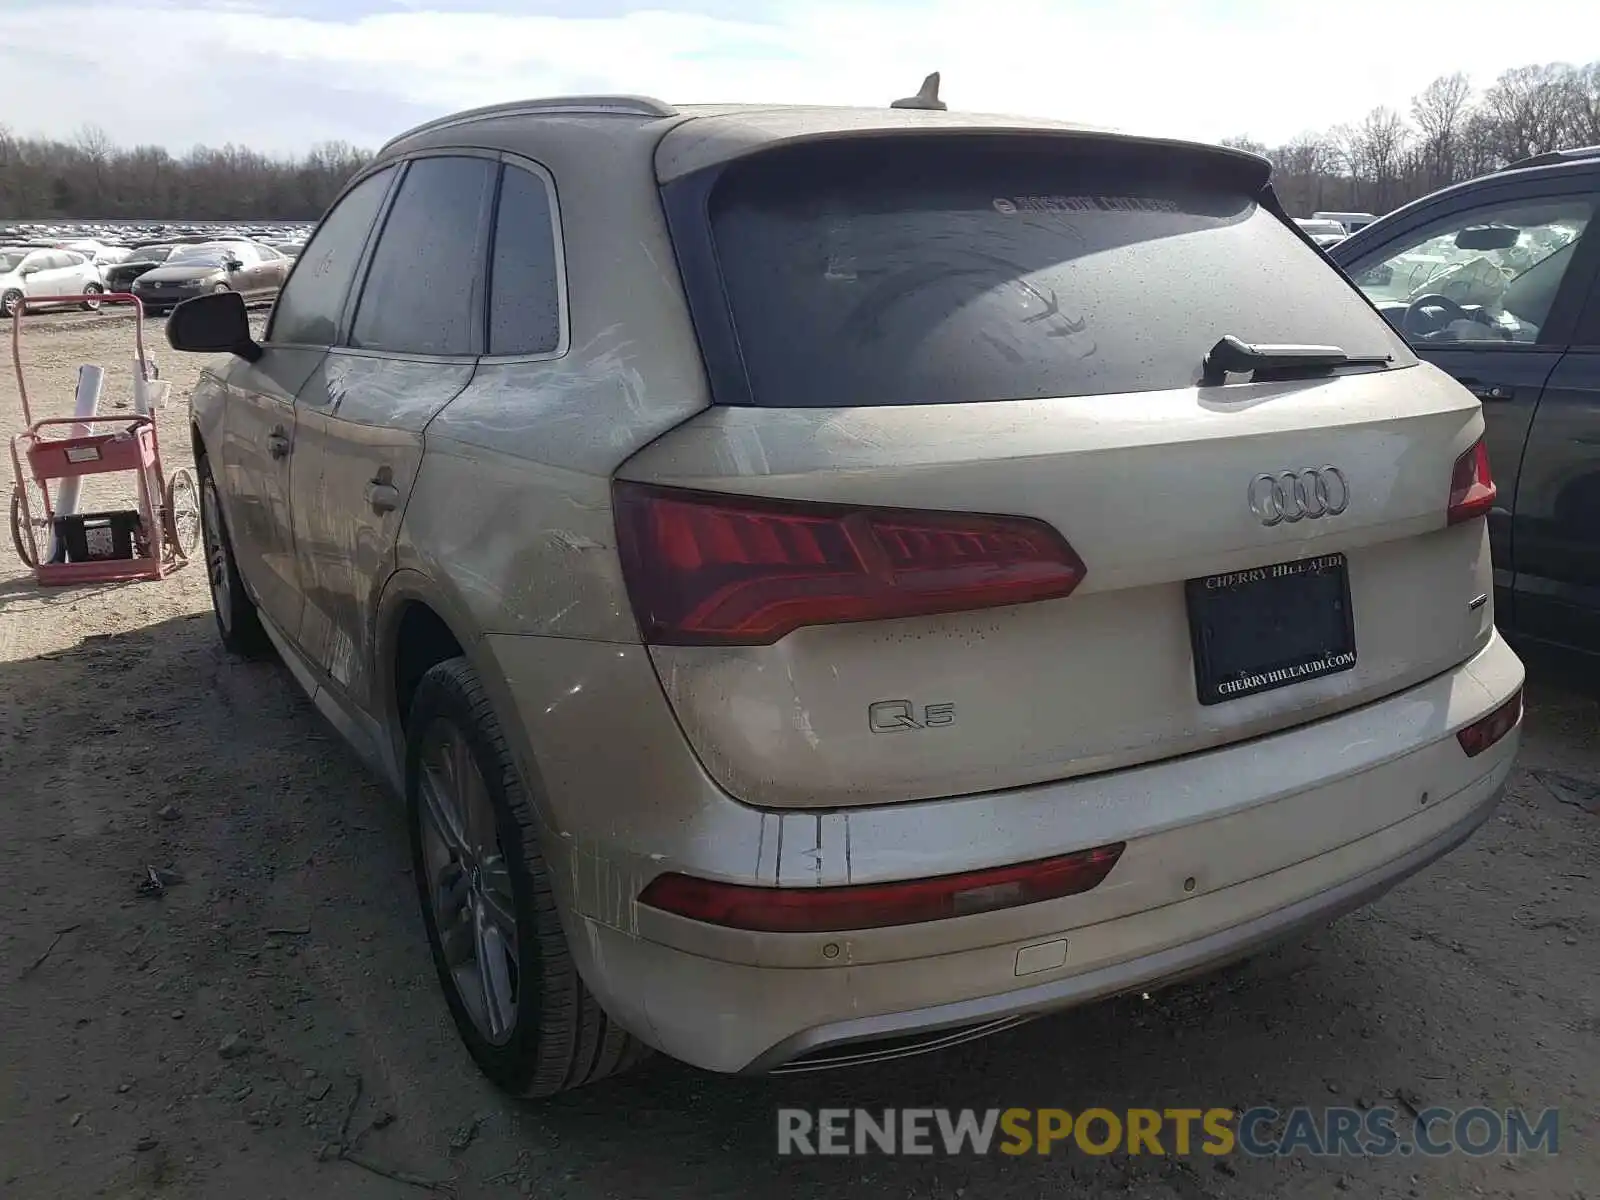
[394,115,712,644]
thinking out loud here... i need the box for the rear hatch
[618,130,1494,810]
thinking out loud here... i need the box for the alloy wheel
[416,721,519,1045]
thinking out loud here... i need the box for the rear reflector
[613,482,1086,645]
[1447,438,1496,525]
[637,844,1124,933]
[1456,688,1522,757]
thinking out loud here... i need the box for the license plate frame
[1186,552,1357,706]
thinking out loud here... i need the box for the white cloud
[0,0,1587,151]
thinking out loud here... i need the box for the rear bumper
[745,771,1503,1072]
[482,630,1523,1074]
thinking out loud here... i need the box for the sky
[0,0,1584,154]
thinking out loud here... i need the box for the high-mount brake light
[1447,437,1496,525]
[612,482,1087,645]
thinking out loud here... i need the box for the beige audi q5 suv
[166,92,1525,1096]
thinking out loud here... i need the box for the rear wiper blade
[1202,335,1392,383]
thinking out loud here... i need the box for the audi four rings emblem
[1248,467,1350,526]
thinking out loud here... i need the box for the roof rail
[380,95,678,152]
[1500,145,1600,172]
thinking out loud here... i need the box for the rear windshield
[701,138,1409,407]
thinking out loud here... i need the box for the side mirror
[17,265,37,277]
[166,290,262,362]
[224,258,244,272]
[1455,225,1521,252]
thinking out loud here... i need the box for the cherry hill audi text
[167,85,1525,1096]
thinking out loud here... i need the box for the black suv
[1331,148,1600,664]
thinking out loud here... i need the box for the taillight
[637,844,1124,933]
[612,482,1086,645]
[1447,438,1496,525]
[1456,688,1522,757]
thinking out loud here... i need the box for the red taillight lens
[613,482,1087,645]
[1456,688,1522,757]
[638,844,1125,933]
[1447,438,1496,525]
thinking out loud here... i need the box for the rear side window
[351,155,496,356]
[695,139,1410,407]
[488,163,563,356]
[270,165,395,346]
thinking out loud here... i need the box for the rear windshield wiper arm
[1202,335,1392,384]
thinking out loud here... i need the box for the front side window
[693,137,1408,408]
[1349,196,1595,346]
[350,155,496,356]
[268,165,396,346]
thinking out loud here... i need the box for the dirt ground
[1,315,1596,1200]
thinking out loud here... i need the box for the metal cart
[8,292,199,584]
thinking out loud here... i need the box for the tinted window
[488,164,563,355]
[269,165,395,346]
[351,155,495,356]
[699,139,1409,407]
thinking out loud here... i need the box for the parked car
[1314,210,1380,234]
[103,243,178,291]
[1295,217,1349,247]
[132,240,290,313]
[1,246,106,317]
[166,90,1525,1097]
[1331,145,1600,663]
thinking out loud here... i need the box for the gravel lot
[1,316,1596,1199]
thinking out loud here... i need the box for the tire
[163,467,201,560]
[1,289,21,320]
[196,453,271,658]
[80,282,103,311]
[212,282,230,295]
[406,657,649,1097]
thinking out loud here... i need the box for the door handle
[365,480,400,514]
[1459,379,1511,401]
[266,428,291,459]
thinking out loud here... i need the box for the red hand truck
[8,293,198,584]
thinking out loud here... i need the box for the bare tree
[1206,56,1598,218]
[1357,106,1412,211]
[1480,64,1578,162]
[1220,134,1269,156]
[1570,62,1600,144]
[1411,72,1473,188]
[0,128,373,220]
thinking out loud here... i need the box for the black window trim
[263,160,400,349]
[337,147,499,363]
[479,151,570,364]
[1335,172,1600,354]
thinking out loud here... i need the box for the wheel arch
[374,570,560,835]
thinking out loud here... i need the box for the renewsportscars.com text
[777,1106,1560,1158]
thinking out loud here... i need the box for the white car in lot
[0,246,106,317]
[1295,217,1350,247]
